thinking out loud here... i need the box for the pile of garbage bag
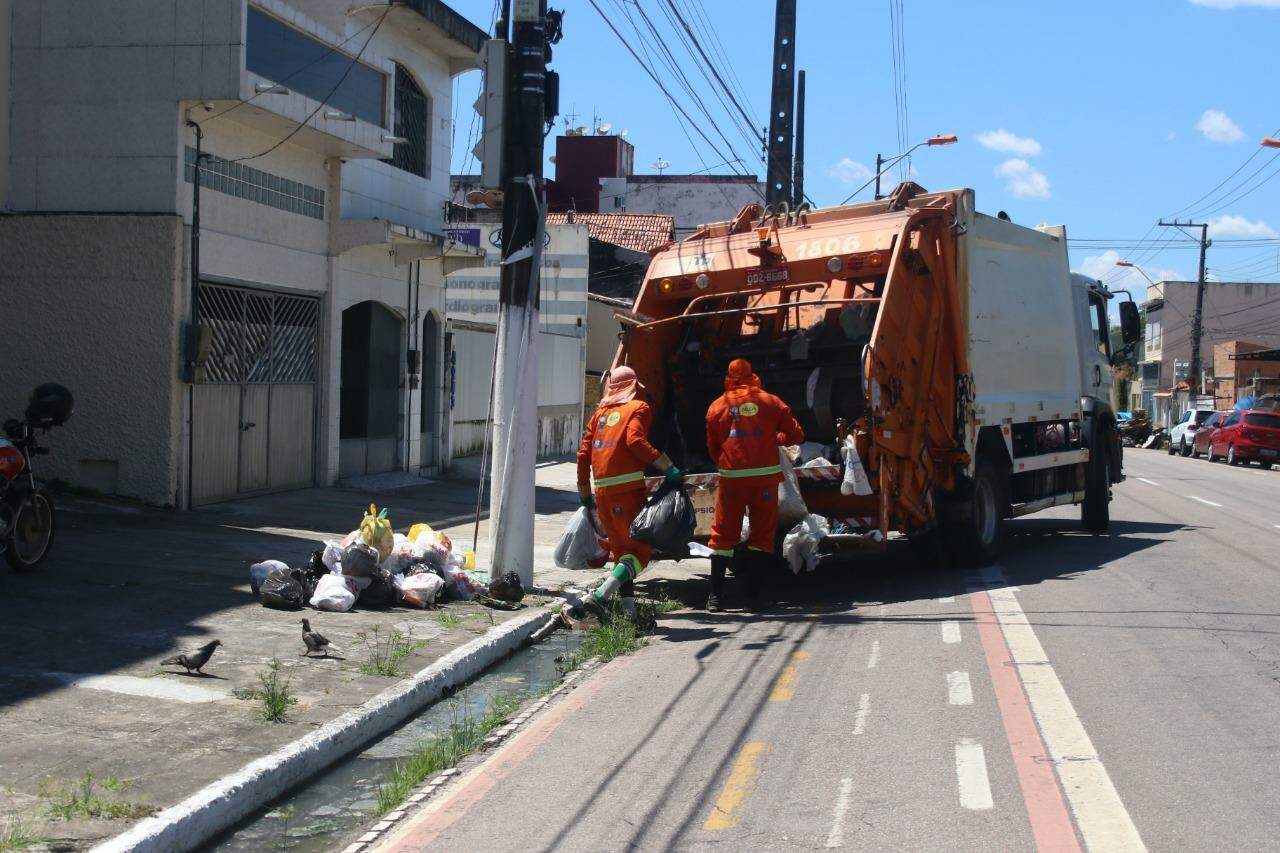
[251,504,496,613]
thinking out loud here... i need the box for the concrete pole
[488,0,549,587]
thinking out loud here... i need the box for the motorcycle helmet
[25,383,74,427]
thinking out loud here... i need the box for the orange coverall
[705,384,805,554]
[576,399,663,568]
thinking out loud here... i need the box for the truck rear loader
[615,184,1142,564]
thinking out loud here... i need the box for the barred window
[389,64,430,179]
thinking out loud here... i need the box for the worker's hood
[724,358,762,399]
[601,366,645,407]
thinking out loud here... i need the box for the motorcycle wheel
[5,489,55,571]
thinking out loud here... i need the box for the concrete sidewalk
[0,458,600,850]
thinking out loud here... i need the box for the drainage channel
[200,628,586,853]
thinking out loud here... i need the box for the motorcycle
[1,384,74,571]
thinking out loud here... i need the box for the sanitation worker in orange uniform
[705,358,804,611]
[574,366,680,618]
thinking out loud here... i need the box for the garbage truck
[614,184,1142,565]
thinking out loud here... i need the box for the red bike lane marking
[970,587,1082,852]
[376,655,631,852]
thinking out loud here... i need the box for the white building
[0,0,488,506]
[443,221,589,458]
[609,173,764,237]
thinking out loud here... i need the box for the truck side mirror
[1119,300,1141,346]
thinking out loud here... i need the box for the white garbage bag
[801,456,835,468]
[840,435,873,497]
[310,573,357,612]
[777,447,809,530]
[798,441,829,464]
[783,514,829,574]
[249,560,288,596]
[320,541,343,570]
[554,506,607,570]
[400,572,445,608]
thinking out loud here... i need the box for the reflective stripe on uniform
[594,470,645,488]
[718,465,782,479]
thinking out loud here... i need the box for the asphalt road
[376,449,1280,852]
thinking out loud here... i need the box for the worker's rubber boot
[706,556,729,612]
[744,549,770,613]
[585,555,640,620]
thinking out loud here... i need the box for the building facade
[0,0,487,506]
[1140,280,1280,424]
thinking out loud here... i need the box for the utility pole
[1158,219,1211,399]
[874,153,884,200]
[792,69,805,208]
[764,0,796,207]
[488,0,557,587]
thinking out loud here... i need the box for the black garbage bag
[304,549,328,583]
[404,559,445,579]
[260,567,306,610]
[629,481,696,555]
[340,542,380,577]
[359,569,399,609]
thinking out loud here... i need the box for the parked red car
[1208,410,1280,467]
[1191,411,1229,459]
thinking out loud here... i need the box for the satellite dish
[619,129,630,138]
[651,158,670,174]
[575,126,588,136]
[597,123,612,134]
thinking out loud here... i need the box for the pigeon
[300,619,339,657]
[160,640,223,674]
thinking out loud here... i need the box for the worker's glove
[664,466,683,486]
[579,493,595,508]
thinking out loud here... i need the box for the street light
[1115,259,1158,287]
[840,134,958,205]
[1262,136,1280,149]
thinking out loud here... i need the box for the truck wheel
[948,458,1007,567]
[1082,436,1111,533]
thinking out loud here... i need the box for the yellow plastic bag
[407,522,434,542]
[359,504,394,562]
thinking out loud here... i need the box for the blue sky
[447,0,1280,290]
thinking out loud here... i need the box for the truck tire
[1082,431,1111,533]
[948,458,1007,567]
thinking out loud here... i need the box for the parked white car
[1168,409,1217,457]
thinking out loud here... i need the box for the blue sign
[445,228,481,247]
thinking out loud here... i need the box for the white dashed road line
[946,671,973,706]
[1136,477,1160,486]
[865,640,880,669]
[852,693,871,735]
[941,621,961,644]
[954,740,994,810]
[1188,495,1223,507]
[824,777,854,848]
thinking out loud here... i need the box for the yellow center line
[768,650,811,702]
[703,741,770,831]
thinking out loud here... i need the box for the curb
[92,606,560,853]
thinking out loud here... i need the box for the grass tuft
[0,814,42,851]
[43,773,156,821]
[375,694,521,814]
[438,611,463,629]
[256,658,297,723]
[355,625,427,677]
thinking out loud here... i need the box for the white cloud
[827,157,873,185]
[995,158,1050,199]
[1074,250,1184,290]
[976,129,1043,157]
[1196,109,1245,143]
[1207,214,1278,239]
[1190,0,1280,8]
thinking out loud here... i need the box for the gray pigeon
[300,619,338,657]
[161,639,223,674]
